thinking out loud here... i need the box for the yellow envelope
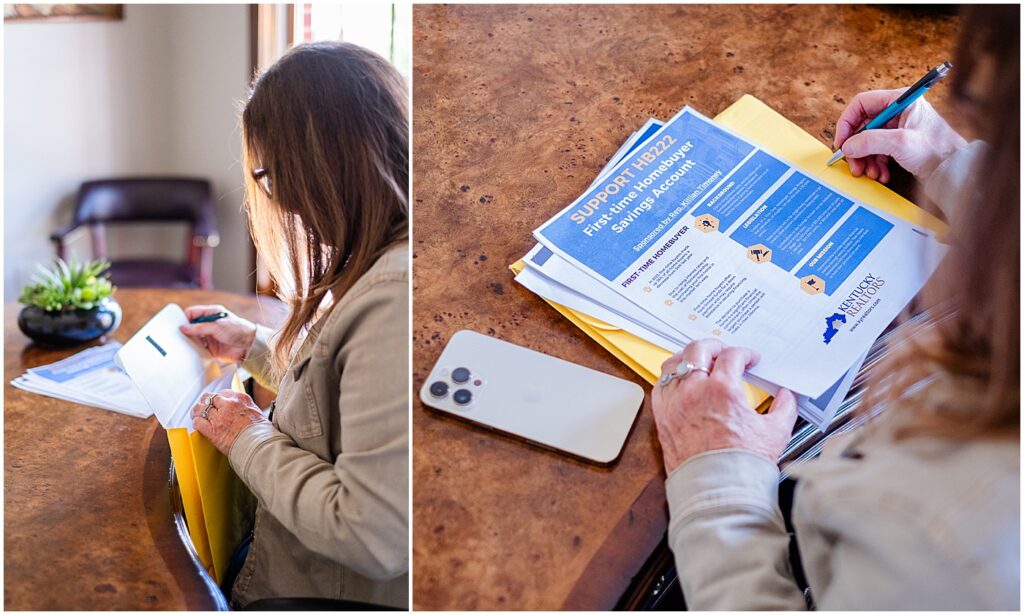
[167,429,215,575]
[720,95,944,235]
[511,95,944,410]
[167,370,253,585]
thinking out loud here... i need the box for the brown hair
[867,5,1019,438]
[242,41,408,375]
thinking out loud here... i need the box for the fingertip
[876,156,890,183]
[833,116,856,149]
[769,388,798,418]
[865,161,879,180]
[736,345,761,367]
[840,131,865,159]
[784,389,798,412]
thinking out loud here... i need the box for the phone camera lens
[429,381,449,398]
[453,389,473,405]
[451,367,471,383]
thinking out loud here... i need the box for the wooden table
[412,5,961,610]
[4,289,286,610]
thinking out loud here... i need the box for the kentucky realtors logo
[821,273,886,345]
[822,312,847,345]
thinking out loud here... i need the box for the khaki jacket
[228,243,409,608]
[666,142,1020,609]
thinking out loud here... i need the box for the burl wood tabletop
[4,289,285,610]
[412,5,960,610]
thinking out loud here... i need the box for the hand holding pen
[179,305,258,362]
[832,62,967,184]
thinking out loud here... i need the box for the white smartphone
[419,329,645,465]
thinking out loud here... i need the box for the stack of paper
[10,343,152,419]
[513,97,945,430]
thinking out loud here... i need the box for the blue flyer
[533,107,944,397]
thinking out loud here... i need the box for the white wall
[164,5,253,294]
[4,4,252,300]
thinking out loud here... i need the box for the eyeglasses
[252,167,272,198]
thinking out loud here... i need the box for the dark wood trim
[247,4,258,294]
[248,4,258,80]
[561,475,670,610]
[616,538,679,610]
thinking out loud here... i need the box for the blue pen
[827,61,952,167]
[189,311,228,324]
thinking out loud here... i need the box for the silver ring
[199,394,219,421]
[658,361,710,386]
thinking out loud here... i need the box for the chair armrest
[50,221,85,260]
[193,206,220,248]
[50,221,83,243]
[193,234,220,248]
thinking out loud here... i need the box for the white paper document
[10,342,152,418]
[515,110,937,428]
[516,241,866,430]
[516,251,684,351]
[115,304,236,431]
[532,106,945,398]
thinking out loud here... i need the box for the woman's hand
[652,339,797,475]
[835,89,967,184]
[179,305,257,363]
[191,390,271,455]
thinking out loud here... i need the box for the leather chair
[50,177,219,289]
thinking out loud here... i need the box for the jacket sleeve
[665,449,807,610]
[241,324,278,393]
[228,281,409,581]
[923,140,988,220]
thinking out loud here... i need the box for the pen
[189,311,229,324]
[827,61,952,167]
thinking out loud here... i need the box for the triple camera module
[429,366,476,406]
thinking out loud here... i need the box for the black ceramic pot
[17,298,122,347]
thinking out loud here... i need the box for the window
[292,3,410,78]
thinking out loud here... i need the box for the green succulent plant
[19,258,116,312]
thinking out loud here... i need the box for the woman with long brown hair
[654,6,1018,609]
[178,41,409,608]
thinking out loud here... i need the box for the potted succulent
[17,259,122,347]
